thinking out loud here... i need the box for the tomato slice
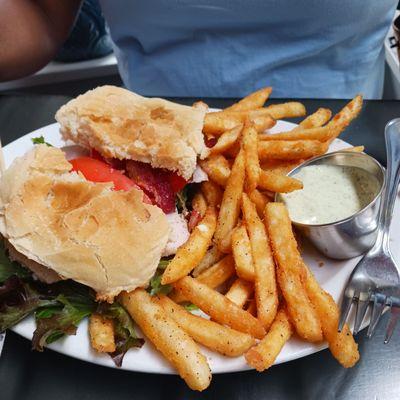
[90,149,126,170]
[69,157,151,204]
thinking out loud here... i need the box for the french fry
[209,125,243,154]
[203,112,243,136]
[258,140,329,161]
[201,180,223,207]
[259,125,339,142]
[192,245,223,277]
[242,121,260,192]
[120,289,211,391]
[196,255,236,287]
[242,194,278,329]
[200,155,231,187]
[225,278,254,308]
[89,313,116,353]
[263,102,306,120]
[341,145,364,153]
[297,108,332,129]
[245,308,293,372]
[247,189,270,218]
[258,170,303,193]
[264,203,323,342]
[246,300,257,316]
[192,192,207,217]
[214,149,245,253]
[301,263,360,367]
[173,276,266,339]
[171,255,236,303]
[158,296,256,357]
[260,159,302,175]
[162,207,217,285]
[206,109,276,135]
[250,114,276,132]
[231,225,255,282]
[328,95,363,130]
[225,87,272,112]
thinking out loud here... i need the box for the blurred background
[1,0,400,99]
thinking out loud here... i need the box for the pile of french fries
[90,88,363,391]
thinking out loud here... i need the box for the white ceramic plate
[5,120,400,374]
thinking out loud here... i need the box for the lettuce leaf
[31,136,52,147]
[0,243,144,366]
[33,289,96,351]
[0,242,31,283]
[97,302,144,367]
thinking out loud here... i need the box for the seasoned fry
[301,263,359,367]
[245,308,293,372]
[263,102,306,120]
[173,276,266,339]
[246,300,257,316]
[231,225,255,282]
[258,170,303,193]
[171,254,236,303]
[242,194,278,329]
[225,278,254,308]
[120,289,211,391]
[214,149,245,253]
[250,114,276,132]
[162,207,217,285]
[258,140,329,161]
[203,112,242,136]
[89,313,116,353]
[206,109,276,135]
[243,122,260,192]
[210,125,243,154]
[196,254,236,287]
[297,107,332,129]
[328,95,363,130]
[260,159,302,175]
[225,87,272,112]
[341,145,364,153]
[192,245,223,277]
[200,155,231,187]
[259,125,339,142]
[158,296,256,357]
[192,192,207,217]
[247,189,270,218]
[265,203,323,342]
[201,180,223,207]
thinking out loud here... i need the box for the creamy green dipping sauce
[280,164,380,225]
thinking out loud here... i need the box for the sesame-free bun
[0,145,169,302]
[55,86,208,180]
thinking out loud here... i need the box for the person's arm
[0,0,82,81]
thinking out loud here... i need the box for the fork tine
[367,294,386,338]
[353,297,370,335]
[384,304,400,344]
[339,294,353,332]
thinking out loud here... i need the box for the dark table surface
[0,90,400,400]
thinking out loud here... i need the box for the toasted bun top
[55,86,208,180]
[0,145,169,301]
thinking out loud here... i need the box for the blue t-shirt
[99,1,397,99]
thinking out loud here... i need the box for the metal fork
[0,332,5,356]
[339,118,400,343]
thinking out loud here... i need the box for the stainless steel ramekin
[275,151,385,260]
